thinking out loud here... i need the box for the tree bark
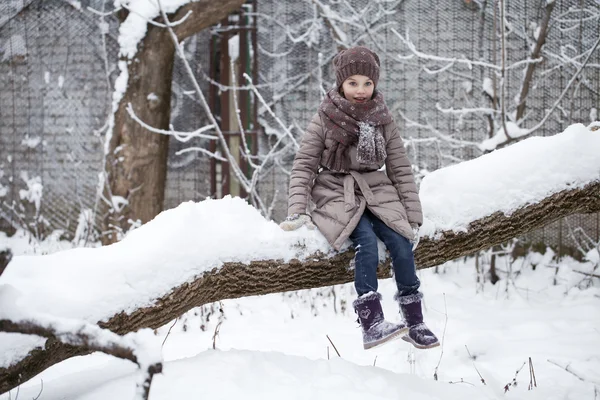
[101,0,246,245]
[2,181,599,394]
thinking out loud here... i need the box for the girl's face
[341,75,375,104]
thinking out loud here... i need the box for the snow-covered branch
[391,28,543,72]
[0,305,162,400]
[126,103,217,142]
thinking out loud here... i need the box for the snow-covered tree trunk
[101,0,246,245]
[2,178,599,394]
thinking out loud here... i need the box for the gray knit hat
[333,46,381,89]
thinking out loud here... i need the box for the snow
[115,0,191,59]
[18,171,43,211]
[478,121,530,151]
[421,123,600,236]
[482,77,494,98]
[1,34,26,62]
[0,170,6,197]
[21,135,42,148]
[0,197,331,324]
[228,35,240,61]
[461,80,472,94]
[0,333,45,369]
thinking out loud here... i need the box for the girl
[280,46,439,350]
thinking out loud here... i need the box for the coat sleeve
[384,120,423,227]
[287,113,326,216]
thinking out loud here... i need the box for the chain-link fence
[1,0,598,255]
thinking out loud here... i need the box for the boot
[352,292,408,350]
[395,292,440,349]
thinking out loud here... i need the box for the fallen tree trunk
[2,181,599,394]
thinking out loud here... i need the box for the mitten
[411,225,420,251]
[279,213,316,231]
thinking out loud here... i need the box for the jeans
[350,209,420,297]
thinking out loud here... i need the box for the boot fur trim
[394,291,423,305]
[352,291,382,307]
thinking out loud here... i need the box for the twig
[86,5,122,16]
[125,103,217,141]
[433,293,448,381]
[504,361,526,393]
[161,317,178,349]
[391,27,541,71]
[465,345,486,385]
[212,303,224,350]
[547,359,589,382]
[32,379,43,400]
[373,356,377,367]
[524,33,600,136]
[572,270,600,279]
[243,73,299,149]
[326,335,341,357]
[449,378,475,386]
[528,357,537,390]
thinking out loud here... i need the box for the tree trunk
[101,28,174,244]
[2,181,599,394]
[101,0,246,245]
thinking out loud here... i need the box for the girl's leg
[349,212,379,296]
[369,211,439,349]
[369,212,420,297]
[350,211,409,349]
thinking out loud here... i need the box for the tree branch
[515,0,555,122]
[0,318,162,400]
[172,0,246,40]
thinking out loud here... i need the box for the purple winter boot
[395,292,440,349]
[353,292,408,350]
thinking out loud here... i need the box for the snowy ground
[1,229,599,399]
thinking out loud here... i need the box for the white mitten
[279,213,316,231]
[411,225,420,251]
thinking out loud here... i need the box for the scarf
[318,88,392,172]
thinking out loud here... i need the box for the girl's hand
[279,213,316,231]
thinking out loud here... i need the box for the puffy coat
[287,113,423,250]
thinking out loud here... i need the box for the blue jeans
[350,209,420,297]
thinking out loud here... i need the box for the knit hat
[333,46,381,89]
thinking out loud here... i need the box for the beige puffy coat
[287,113,423,250]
